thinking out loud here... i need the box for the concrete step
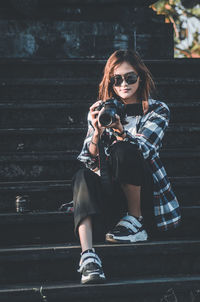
[163,124,200,149]
[0,125,199,153]
[0,77,199,101]
[0,175,200,211]
[0,58,199,79]
[0,211,75,246]
[0,176,199,213]
[0,206,199,245]
[0,179,73,212]
[0,239,200,285]
[0,149,199,182]
[1,275,200,302]
[0,102,199,127]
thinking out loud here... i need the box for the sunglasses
[110,72,139,87]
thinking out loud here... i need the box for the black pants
[72,141,155,239]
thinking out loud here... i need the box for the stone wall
[0,0,174,59]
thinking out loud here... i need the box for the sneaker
[105,214,148,243]
[77,248,106,284]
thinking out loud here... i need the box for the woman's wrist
[90,140,98,146]
[113,127,125,137]
[112,127,126,141]
[89,133,99,157]
[89,132,99,150]
[93,131,100,142]
[113,124,123,133]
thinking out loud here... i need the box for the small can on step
[16,195,31,213]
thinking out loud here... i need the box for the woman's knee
[72,168,100,189]
[72,168,92,183]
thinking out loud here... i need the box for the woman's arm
[77,101,105,171]
[77,116,100,170]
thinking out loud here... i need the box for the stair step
[0,125,199,153]
[0,76,200,101]
[0,176,199,212]
[0,206,198,224]
[0,206,199,245]
[0,102,199,127]
[0,240,200,285]
[0,100,199,108]
[2,77,200,85]
[0,58,200,78]
[0,151,81,182]
[0,179,73,212]
[0,149,199,182]
[1,149,199,160]
[1,275,200,302]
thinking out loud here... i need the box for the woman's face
[112,61,140,104]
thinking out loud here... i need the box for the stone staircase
[0,1,200,301]
[0,58,200,301]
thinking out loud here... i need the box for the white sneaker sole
[106,230,148,243]
[81,272,106,284]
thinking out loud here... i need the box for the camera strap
[98,135,113,199]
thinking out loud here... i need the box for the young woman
[72,49,181,284]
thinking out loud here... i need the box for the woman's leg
[121,184,142,218]
[78,216,93,253]
[106,141,153,243]
[73,168,118,245]
[109,141,144,216]
[72,168,106,284]
[72,168,101,240]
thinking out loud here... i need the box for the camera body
[96,98,126,127]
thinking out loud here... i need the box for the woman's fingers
[90,110,99,118]
[97,120,103,129]
[115,114,120,122]
[90,100,102,112]
[92,117,100,128]
[93,118,98,124]
[90,101,102,124]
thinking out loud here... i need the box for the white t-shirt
[124,115,142,135]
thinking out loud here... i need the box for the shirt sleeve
[124,101,170,159]
[77,111,99,170]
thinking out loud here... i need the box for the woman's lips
[121,89,130,92]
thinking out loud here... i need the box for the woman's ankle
[81,248,94,255]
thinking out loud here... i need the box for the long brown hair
[98,49,156,113]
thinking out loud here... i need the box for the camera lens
[99,112,113,126]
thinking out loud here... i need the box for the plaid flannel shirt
[77,98,181,231]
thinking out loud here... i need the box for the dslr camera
[96,98,126,127]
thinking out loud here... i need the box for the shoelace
[116,215,143,233]
[78,250,102,273]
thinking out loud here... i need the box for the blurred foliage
[150,0,200,58]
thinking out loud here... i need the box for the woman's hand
[88,100,105,157]
[89,100,105,136]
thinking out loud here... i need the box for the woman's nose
[121,79,128,86]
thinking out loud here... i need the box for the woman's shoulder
[148,98,170,114]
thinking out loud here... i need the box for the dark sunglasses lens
[125,73,138,84]
[113,76,123,86]
[111,73,138,86]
